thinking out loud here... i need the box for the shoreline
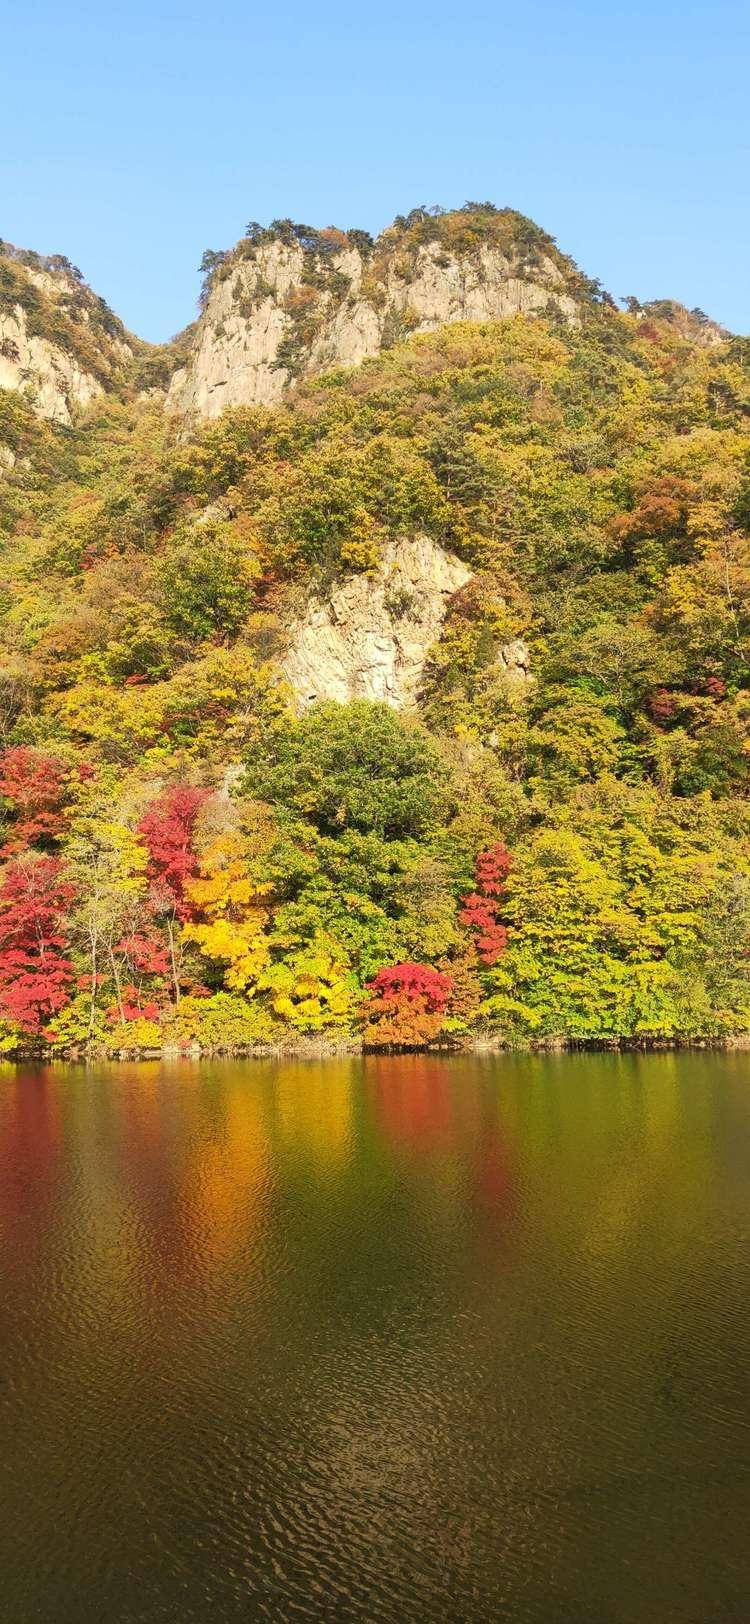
[7,1030,750,1065]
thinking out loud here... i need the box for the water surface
[1,1051,749,1622]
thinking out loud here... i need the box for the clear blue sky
[3,0,749,342]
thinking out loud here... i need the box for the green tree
[245,701,452,840]
[156,521,258,643]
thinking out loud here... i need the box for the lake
[0,1052,749,1622]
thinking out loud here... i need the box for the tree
[258,934,355,1031]
[156,521,258,644]
[65,815,150,1034]
[246,701,452,841]
[244,703,462,985]
[693,872,750,1030]
[198,249,228,307]
[362,962,454,1049]
[183,831,272,991]
[441,945,484,1032]
[459,842,512,965]
[482,790,750,1040]
[0,855,75,1039]
[138,785,210,1002]
[0,746,66,855]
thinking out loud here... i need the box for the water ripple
[0,1052,749,1622]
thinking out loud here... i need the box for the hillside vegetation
[0,213,749,1054]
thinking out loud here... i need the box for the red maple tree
[0,856,75,1034]
[459,842,511,965]
[0,746,66,855]
[138,785,210,922]
[114,929,172,978]
[137,785,210,1003]
[107,985,161,1024]
[647,689,678,727]
[363,961,454,1049]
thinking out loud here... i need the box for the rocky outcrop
[636,300,729,348]
[496,638,532,688]
[166,241,305,418]
[0,245,134,424]
[167,213,581,421]
[281,535,534,711]
[0,304,104,424]
[282,535,472,709]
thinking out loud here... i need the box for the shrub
[362,961,453,1049]
[163,991,276,1050]
[107,1017,162,1053]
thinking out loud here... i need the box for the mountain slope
[0,206,748,1057]
[0,243,138,423]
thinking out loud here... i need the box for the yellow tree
[65,815,149,1034]
[257,934,356,1031]
[183,831,272,991]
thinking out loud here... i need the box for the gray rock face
[0,303,104,424]
[0,251,134,425]
[167,235,579,421]
[282,535,472,710]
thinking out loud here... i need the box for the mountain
[0,240,183,438]
[0,243,138,424]
[166,206,597,418]
[0,203,748,1058]
[0,208,730,430]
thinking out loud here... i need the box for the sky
[2,0,749,343]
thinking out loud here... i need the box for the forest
[1,242,749,1056]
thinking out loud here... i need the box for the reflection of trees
[111,1062,273,1277]
[0,1067,63,1264]
[369,1054,454,1154]
[271,1061,354,1168]
[187,1081,269,1265]
[6,1053,726,1387]
[367,1052,519,1249]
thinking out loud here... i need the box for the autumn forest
[1,208,750,1058]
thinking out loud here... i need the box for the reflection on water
[0,1051,749,1622]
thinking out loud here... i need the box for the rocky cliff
[166,206,589,420]
[2,210,730,434]
[281,533,531,711]
[282,535,471,709]
[0,244,135,423]
[0,311,104,425]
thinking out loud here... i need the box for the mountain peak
[0,239,137,423]
[166,204,609,421]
